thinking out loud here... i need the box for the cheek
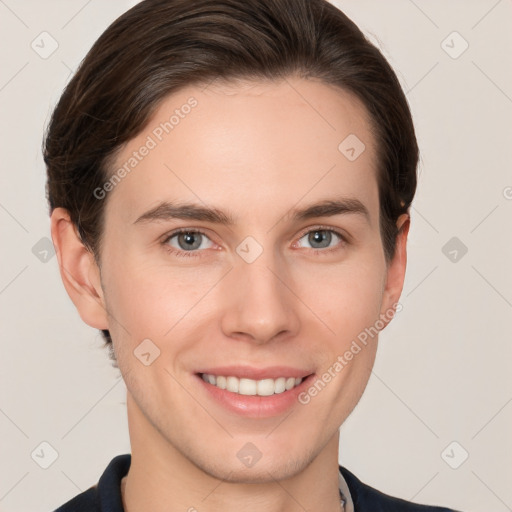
[101,254,221,345]
[298,261,384,415]
[296,256,386,341]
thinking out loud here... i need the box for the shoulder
[339,465,462,512]
[52,454,131,512]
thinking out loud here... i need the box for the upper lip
[196,365,314,380]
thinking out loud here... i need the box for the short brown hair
[44,0,418,352]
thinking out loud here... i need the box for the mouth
[193,366,316,418]
[198,372,309,397]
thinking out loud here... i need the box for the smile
[200,373,304,396]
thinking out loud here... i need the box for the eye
[294,227,347,253]
[162,229,215,258]
[162,226,348,259]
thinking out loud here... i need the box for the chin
[193,447,313,484]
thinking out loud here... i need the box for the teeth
[216,375,227,389]
[274,377,286,394]
[201,374,304,396]
[226,376,239,393]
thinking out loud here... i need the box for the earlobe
[50,207,109,330]
[379,213,410,327]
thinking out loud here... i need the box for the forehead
[104,76,379,226]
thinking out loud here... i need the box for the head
[46,0,417,482]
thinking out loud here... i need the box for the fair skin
[51,76,409,512]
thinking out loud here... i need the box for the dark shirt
[52,454,461,511]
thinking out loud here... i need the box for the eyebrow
[133,197,370,226]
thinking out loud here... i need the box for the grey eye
[297,229,341,250]
[167,231,214,252]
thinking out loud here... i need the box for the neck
[122,391,343,512]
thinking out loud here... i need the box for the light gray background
[0,1,511,511]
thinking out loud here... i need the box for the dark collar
[338,465,460,512]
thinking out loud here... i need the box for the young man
[45,0,461,510]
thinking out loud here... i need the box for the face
[69,77,406,482]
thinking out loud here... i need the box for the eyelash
[161,226,348,259]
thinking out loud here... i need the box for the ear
[50,207,109,330]
[379,213,410,328]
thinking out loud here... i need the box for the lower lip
[195,373,315,418]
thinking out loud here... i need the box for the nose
[220,252,300,345]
